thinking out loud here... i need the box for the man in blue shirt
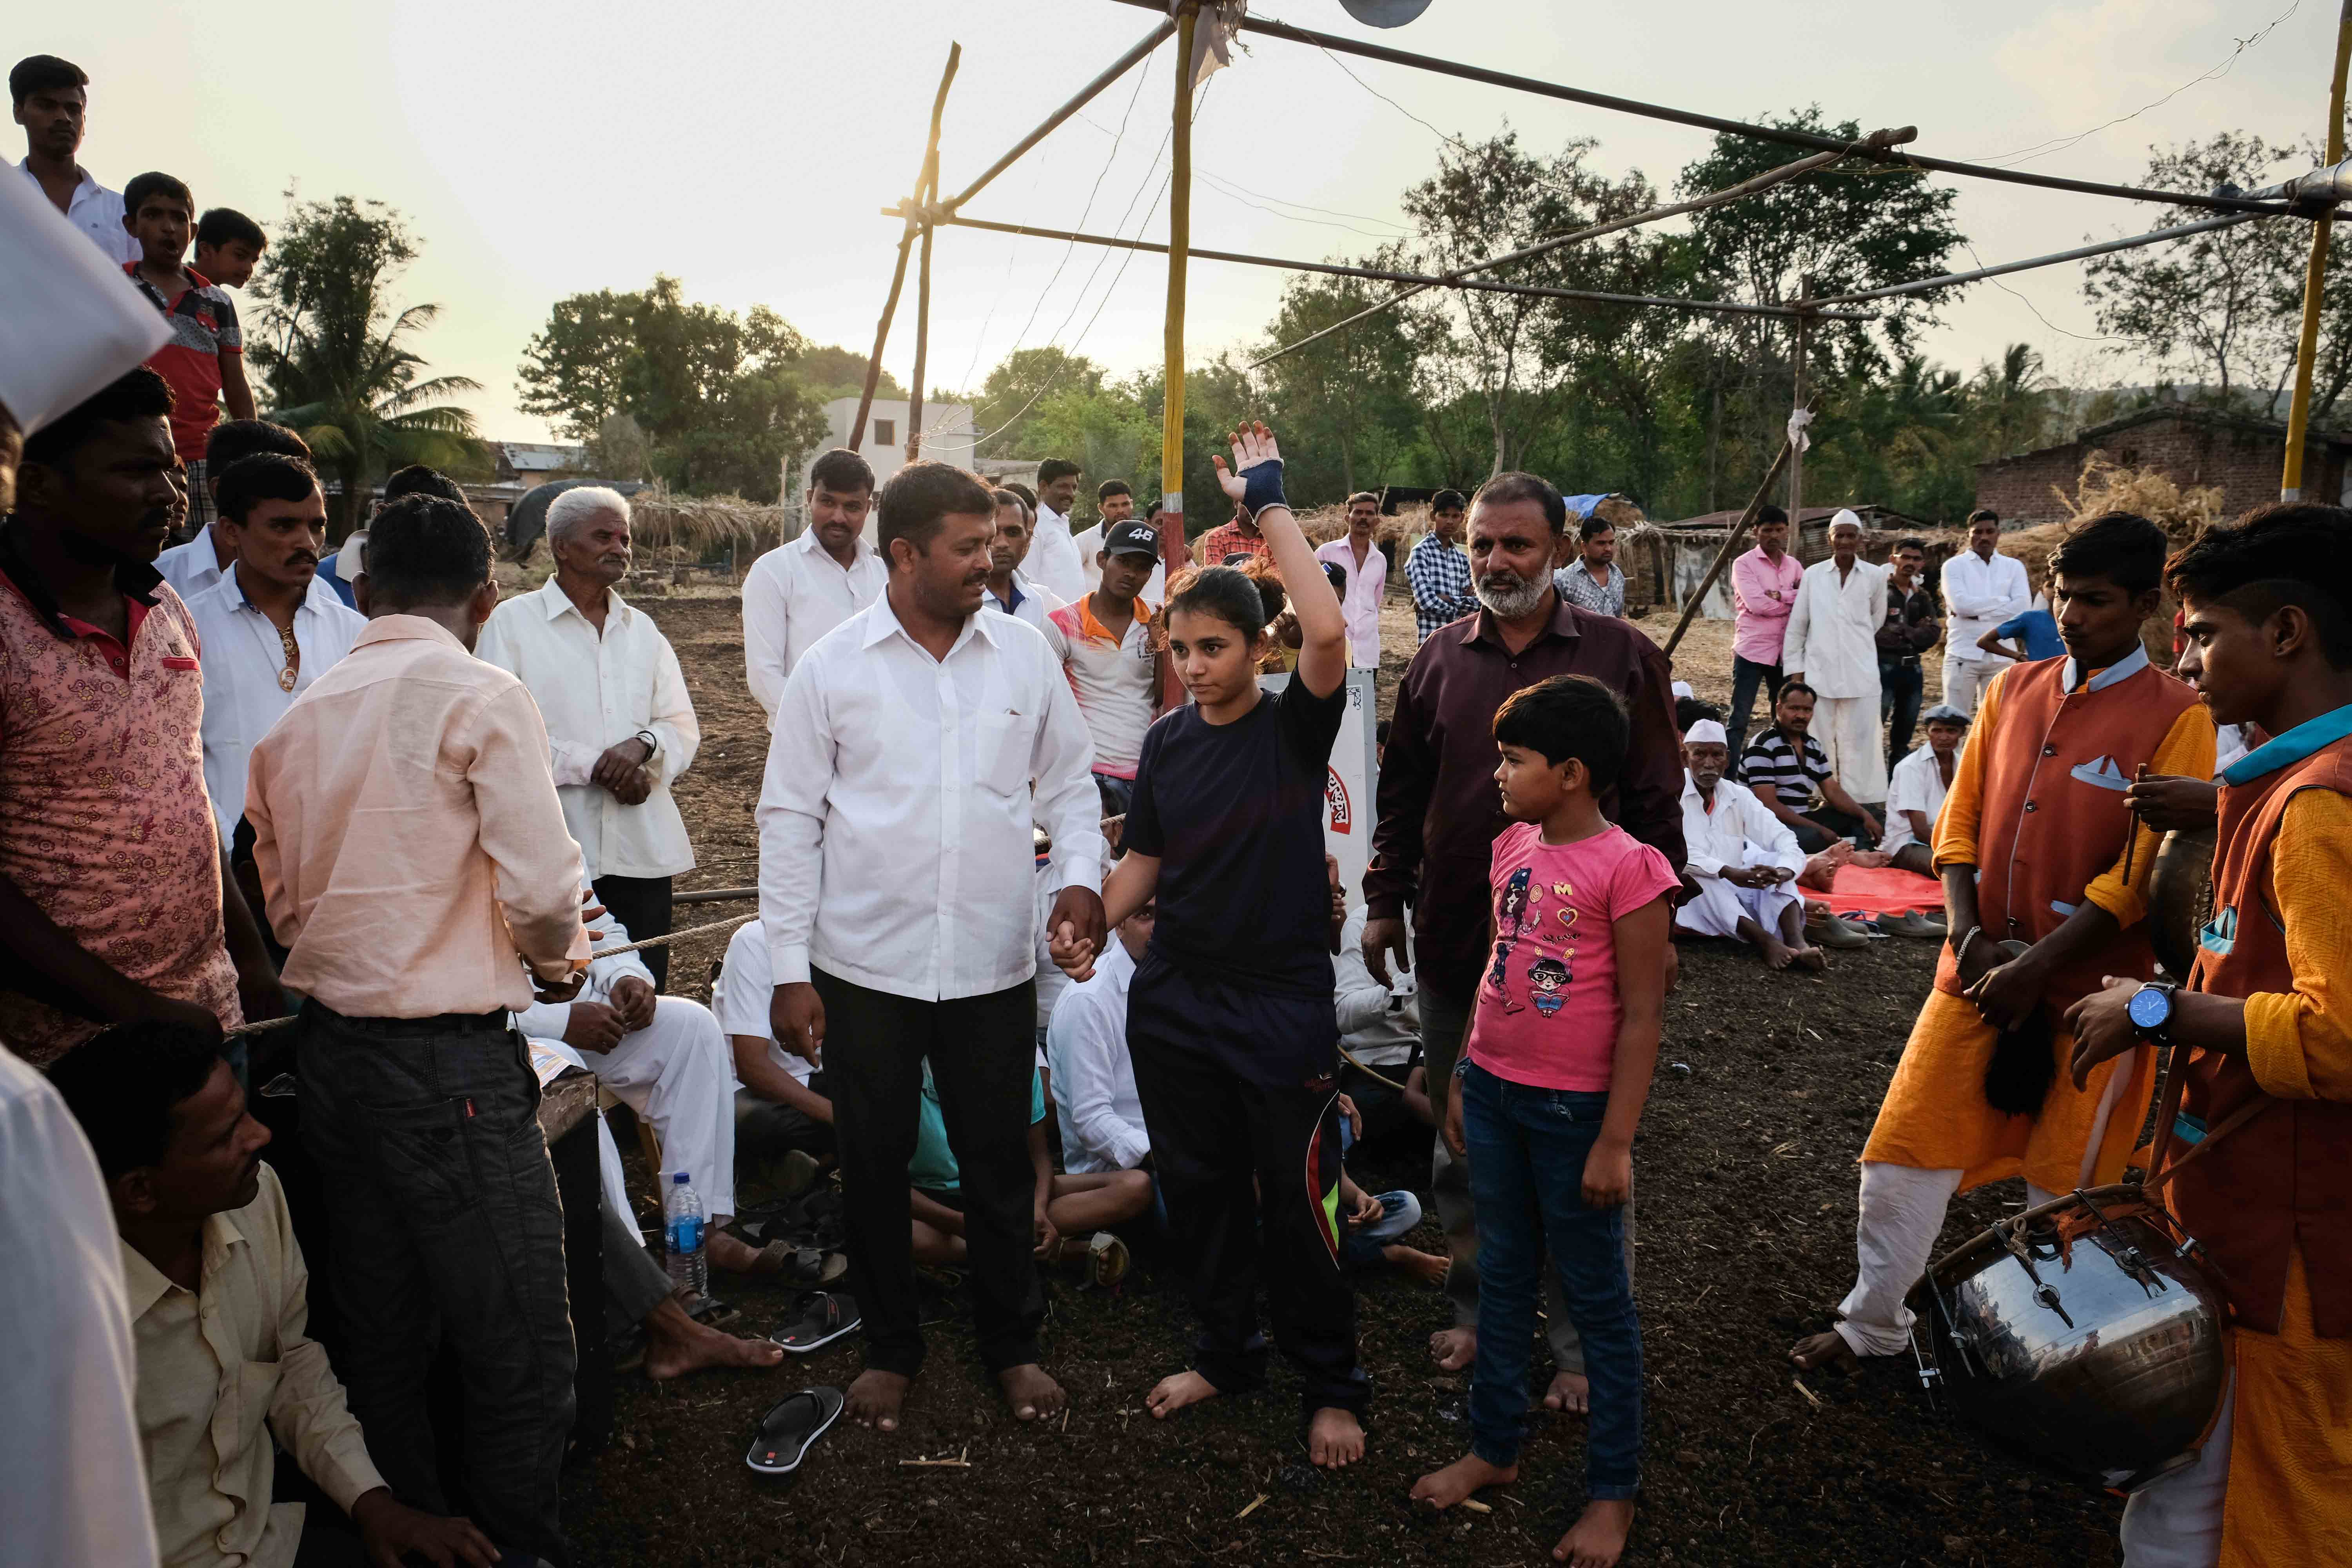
[1979,599,2065,664]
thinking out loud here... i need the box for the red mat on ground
[1820,864,1944,917]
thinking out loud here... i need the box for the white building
[799,397,977,495]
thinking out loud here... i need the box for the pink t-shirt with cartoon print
[1463,820,1680,1092]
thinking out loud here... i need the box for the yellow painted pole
[2282,0,2352,500]
[1161,4,1198,550]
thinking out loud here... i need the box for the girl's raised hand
[1210,422,1283,505]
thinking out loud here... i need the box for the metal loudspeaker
[1338,0,1435,25]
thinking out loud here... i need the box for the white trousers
[1675,857,1801,941]
[1815,692,1888,803]
[1942,653,1996,717]
[2118,1374,2233,1568]
[1834,1161,2058,1357]
[532,995,737,1219]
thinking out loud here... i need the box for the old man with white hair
[479,485,701,988]
[1780,508,1891,807]
[1675,719,1820,970]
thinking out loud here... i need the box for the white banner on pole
[1263,668,1380,903]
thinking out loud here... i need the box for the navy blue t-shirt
[1123,673,1348,1000]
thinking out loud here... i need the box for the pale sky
[38,0,2339,445]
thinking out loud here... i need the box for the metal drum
[2146,825,2217,980]
[1908,1186,2228,1492]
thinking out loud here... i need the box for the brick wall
[1974,414,2348,525]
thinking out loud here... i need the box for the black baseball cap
[1103,519,1161,558]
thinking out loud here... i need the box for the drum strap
[2139,1040,2277,1198]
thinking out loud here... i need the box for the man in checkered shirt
[1404,489,1477,644]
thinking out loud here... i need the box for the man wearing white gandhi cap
[1673,718,1822,970]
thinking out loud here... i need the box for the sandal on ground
[1086,1231,1131,1289]
[771,1291,862,1354]
[680,1291,741,1329]
[745,1386,844,1475]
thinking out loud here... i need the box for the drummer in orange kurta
[2070,503,2352,1568]
[1792,512,2213,1370]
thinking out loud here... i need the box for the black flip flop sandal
[746,1386,844,1476]
[772,1292,862,1355]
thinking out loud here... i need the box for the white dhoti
[2119,1373,2233,1568]
[1815,693,1888,802]
[529,994,737,1219]
[1675,846,1802,940]
[1833,1161,2059,1357]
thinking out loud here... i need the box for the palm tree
[248,196,485,536]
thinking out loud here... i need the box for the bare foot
[1789,943,1828,973]
[1387,1245,1448,1285]
[639,1299,785,1381]
[997,1363,1065,1422]
[1145,1370,1221,1420]
[847,1367,911,1431]
[1553,1497,1635,1567]
[1788,1330,1857,1372]
[1429,1325,1476,1371]
[1542,1370,1589,1414]
[1759,934,1795,970]
[1410,1451,1517,1508]
[1308,1406,1365,1468]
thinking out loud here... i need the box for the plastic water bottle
[664,1170,707,1297]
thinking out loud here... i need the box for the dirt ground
[560,581,2120,1567]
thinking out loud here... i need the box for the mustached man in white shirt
[153,420,313,601]
[982,486,1062,630]
[1781,510,1892,806]
[742,447,886,726]
[186,454,364,847]
[477,486,699,990]
[760,460,1106,1435]
[1939,508,2031,716]
[1024,457,1087,604]
[13,55,138,266]
[1674,720,1820,971]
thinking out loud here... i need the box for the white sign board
[1263,669,1380,903]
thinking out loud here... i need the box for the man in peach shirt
[245,492,590,1566]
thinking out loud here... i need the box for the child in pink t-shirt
[1410,674,1676,1568]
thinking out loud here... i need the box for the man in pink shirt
[1314,491,1388,669]
[246,492,590,1566]
[1728,504,1804,757]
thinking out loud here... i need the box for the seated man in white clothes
[1045,893,1154,1175]
[713,915,835,1177]
[1334,886,1419,1146]
[1878,702,1967,877]
[1674,719,1820,971]
[514,888,780,1277]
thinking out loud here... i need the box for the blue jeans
[1459,1061,1641,1499]
[1728,655,1780,761]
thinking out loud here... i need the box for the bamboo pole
[1095,0,2299,218]
[919,211,1878,320]
[1788,279,1810,523]
[1252,128,1914,371]
[940,18,1177,214]
[1662,425,1806,659]
[851,45,960,453]
[2283,0,2352,501]
[1814,213,2269,307]
[1161,5,1198,544]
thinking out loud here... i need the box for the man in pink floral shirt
[1728,504,1804,759]
[0,367,281,1065]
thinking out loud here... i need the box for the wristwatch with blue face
[2128,980,2180,1044]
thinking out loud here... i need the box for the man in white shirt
[759,459,1105,1434]
[1024,456,1087,604]
[1046,893,1153,1174]
[1939,508,2031,716]
[1878,702,1967,876]
[478,486,699,990]
[1674,720,1818,969]
[982,486,1061,629]
[1068,477,1126,595]
[187,454,365,844]
[153,420,312,599]
[1042,517,1167,815]
[1315,492,1388,668]
[12,56,138,266]
[713,915,836,1169]
[1782,510,1892,805]
[742,448,886,724]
